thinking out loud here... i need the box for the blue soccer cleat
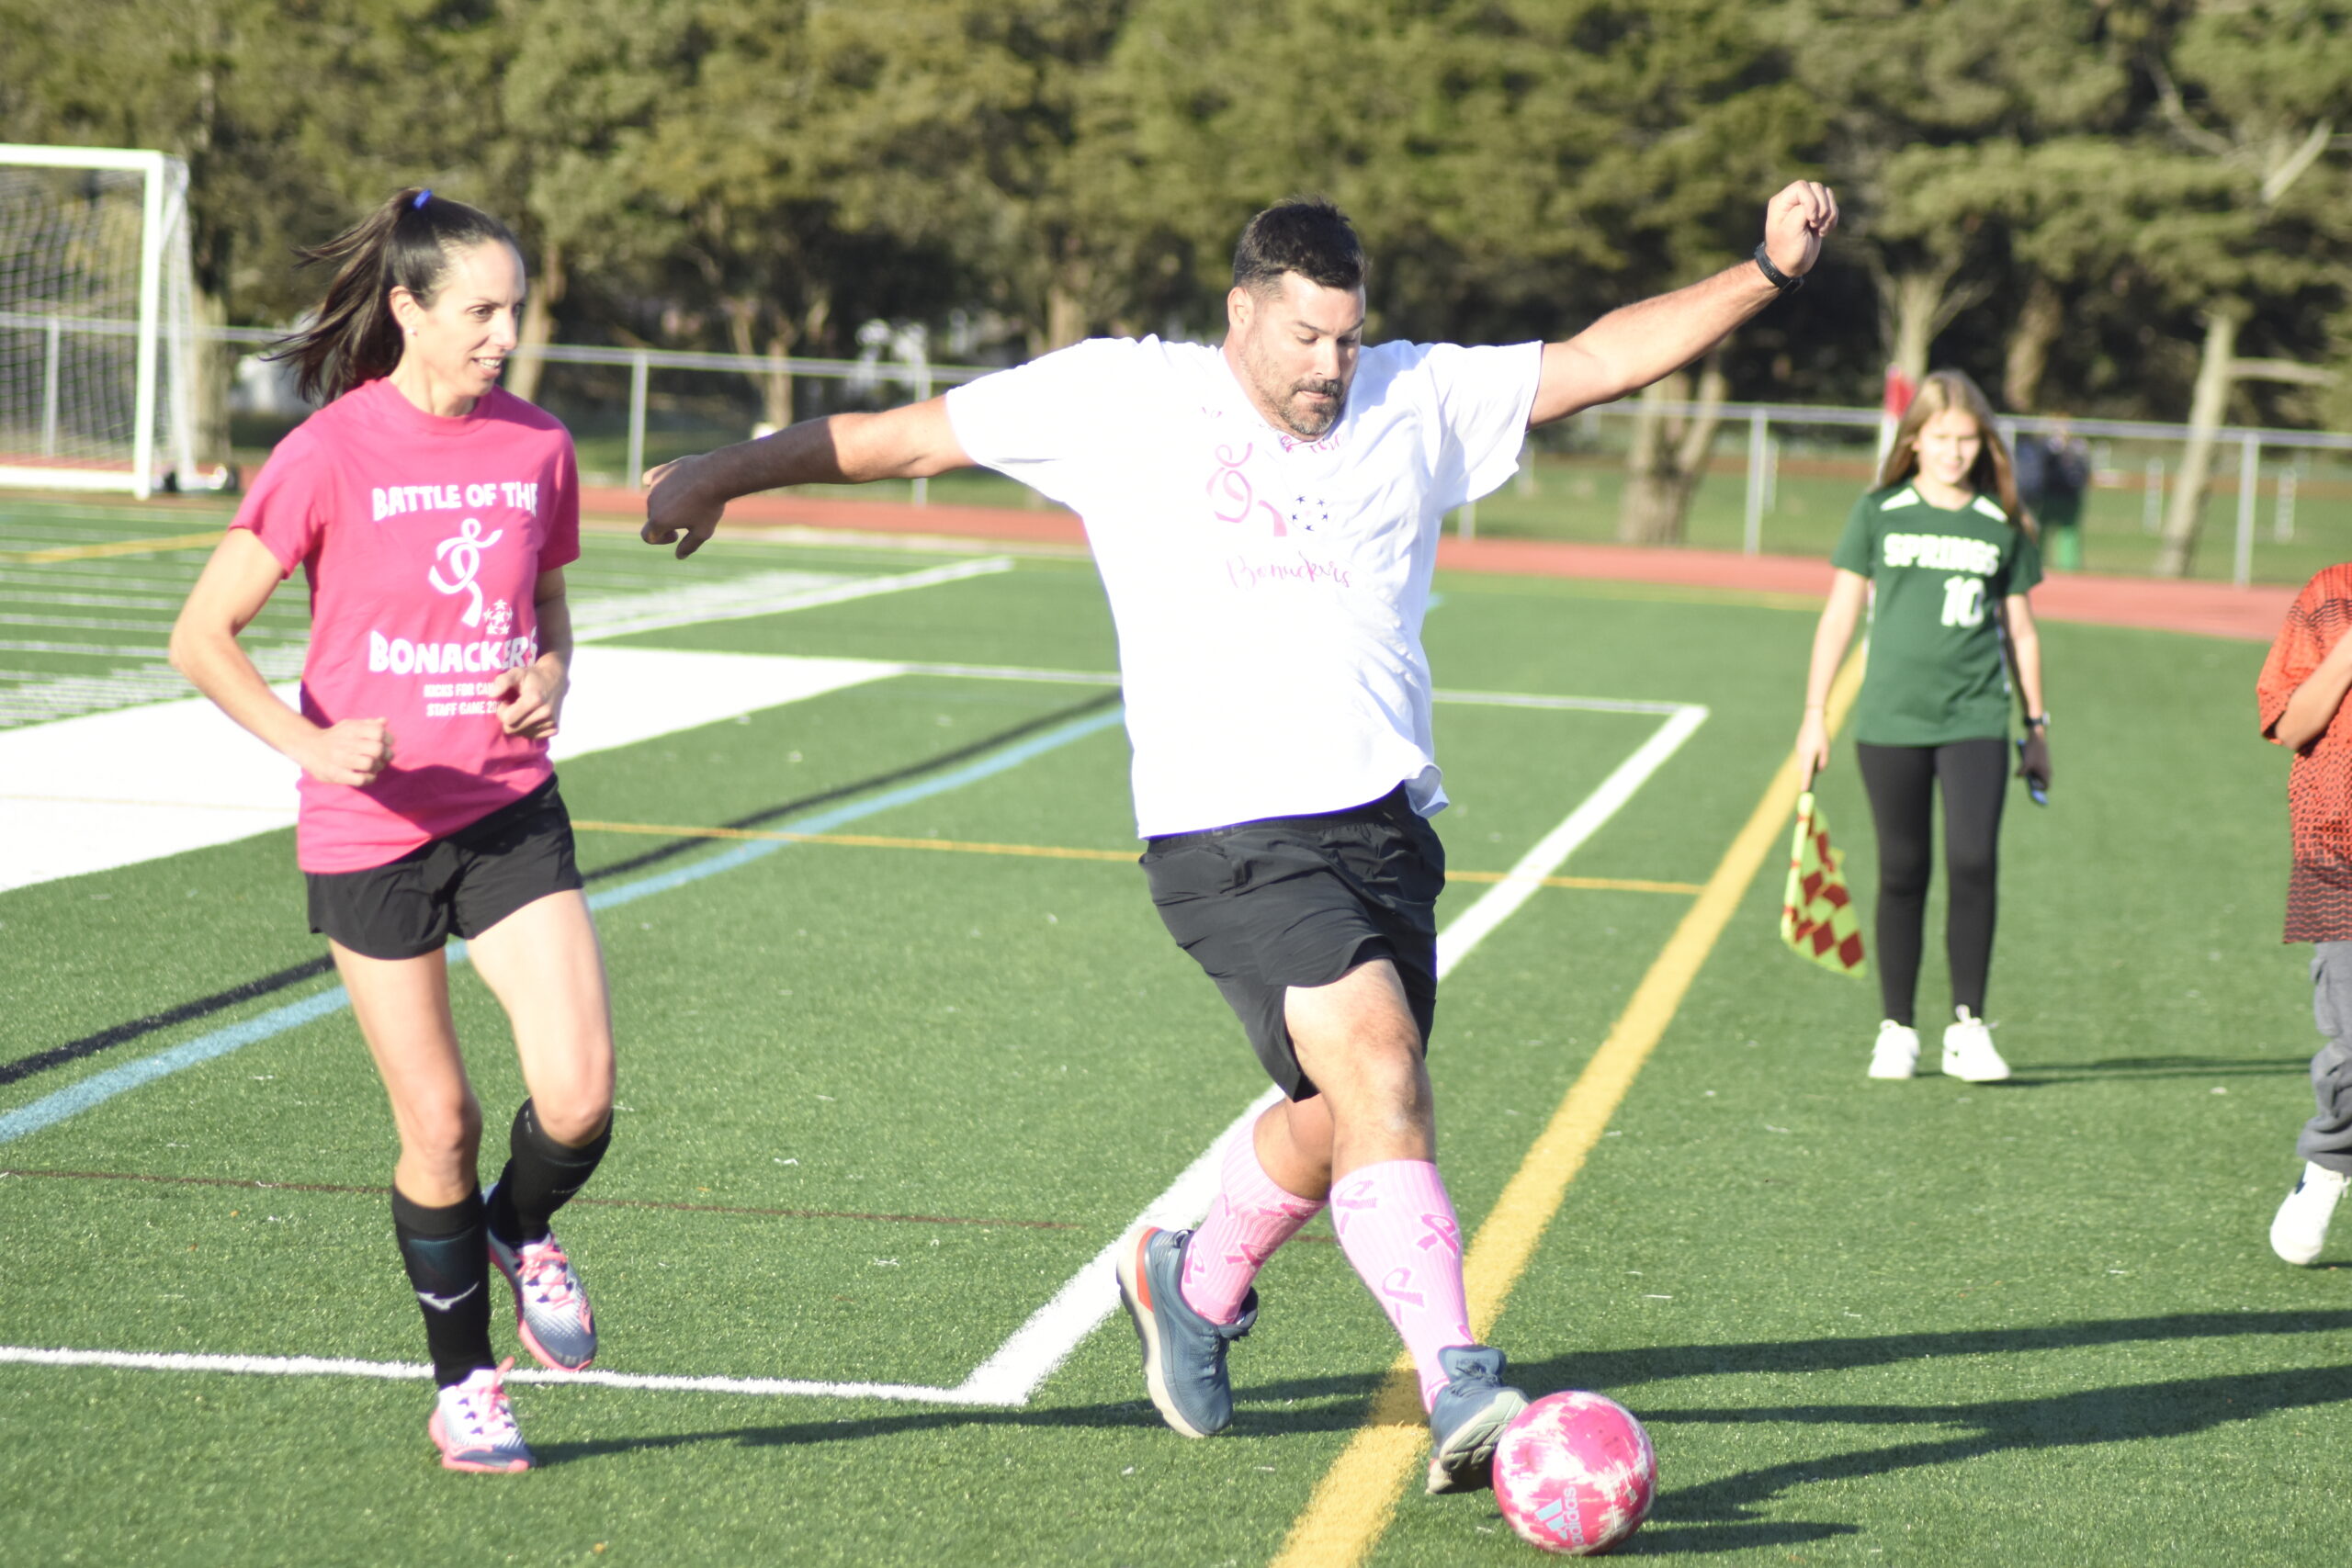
[1115,1226,1257,1438]
[1425,1344,1530,1495]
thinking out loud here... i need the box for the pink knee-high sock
[1329,1159,1476,1413]
[1180,1132,1326,1325]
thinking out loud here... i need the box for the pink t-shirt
[232,378,582,873]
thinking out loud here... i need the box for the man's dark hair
[1232,198,1366,294]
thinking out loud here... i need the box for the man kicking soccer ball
[640,182,1836,1492]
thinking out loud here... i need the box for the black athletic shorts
[306,777,583,961]
[1139,784,1443,1101]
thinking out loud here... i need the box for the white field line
[0,558,1011,731]
[0,700,1708,1405]
[0,1347,1000,1404]
[571,557,1012,642]
[1433,703,1709,969]
[897,661,1698,721]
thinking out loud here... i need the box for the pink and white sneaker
[487,1212,597,1372]
[428,1359,532,1473]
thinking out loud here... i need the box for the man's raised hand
[639,454,724,559]
[1763,181,1839,281]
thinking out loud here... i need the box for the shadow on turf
[1623,1360,2352,1552]
[1500,1309,2352,1402]
[1493,1312,2352,1553]
[1997,1054,2310,1088]
[526,1311,2352,1476]
[524,1390,1382,1469]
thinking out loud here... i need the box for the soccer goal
[0,145,201,498]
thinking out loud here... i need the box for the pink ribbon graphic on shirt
[429,516,505,627]
[1206,443,1287,536]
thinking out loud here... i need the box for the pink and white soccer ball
[1492,1390,1657,1556]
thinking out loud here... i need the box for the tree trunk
[723,299,794,431]
[1615,351,1730,545]
[2003,275,2064,413]
[2154,308,2242,579]
[1045,283,1088,354]
[190,284,232,473]
[1880,268,1948,389]
[503,239,565,407]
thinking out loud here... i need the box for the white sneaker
[1940,1009,2009,1082]
[2270,1161,2350,1266]
[1867,1021,1920,1079]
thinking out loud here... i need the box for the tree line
[5,0,2346,565]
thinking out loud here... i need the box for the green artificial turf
[1,522,2343,1566]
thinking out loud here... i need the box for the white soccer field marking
[0,557,1016,886]
[0,650,899,890]
[1,694,1707,1403]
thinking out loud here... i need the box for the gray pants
[2299,942,2352,1173]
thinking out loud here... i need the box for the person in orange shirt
[2256,563,2352,1264]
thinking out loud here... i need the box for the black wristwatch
[1752,243,1804,294]
[2027,712,2051,729]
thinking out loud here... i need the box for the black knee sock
[485,1098,610,1247]
[391,1185,494,1388]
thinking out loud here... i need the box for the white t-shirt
[945,335,1542,837]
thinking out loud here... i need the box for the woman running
[171,188,612,1472]
[1795,367,2049,1083]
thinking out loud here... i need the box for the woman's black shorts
[1139,784,1442,1101]
[306,777,583,961]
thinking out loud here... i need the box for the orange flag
[1781,790,1866,976]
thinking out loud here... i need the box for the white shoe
[1867,1021,1920,1079]
[1940,1009,2009,1082]
[2270,1161,2350,1266]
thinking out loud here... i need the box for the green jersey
[1832,483,2042,747]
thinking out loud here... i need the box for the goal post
[0,144,202,499]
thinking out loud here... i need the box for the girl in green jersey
[1794,369,2049,1083]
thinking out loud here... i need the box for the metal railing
[1540,399,2352,585]
[11,309,2348,582]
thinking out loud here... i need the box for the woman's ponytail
[273,187,519,404]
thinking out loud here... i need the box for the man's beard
[1279,378,1346,438]
[1242,339,1348,438]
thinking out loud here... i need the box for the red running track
[585,487,2295,644]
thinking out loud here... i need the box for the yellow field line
[570,820,1136,863]
[568,819,1704,895]
[1447,869,1702,896]
[5,529,225,565]
[1267,643,1868,1568]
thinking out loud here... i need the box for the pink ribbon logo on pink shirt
[429,516,505,627]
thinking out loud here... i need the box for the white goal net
[0,145,199,497]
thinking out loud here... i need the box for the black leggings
[1855,739,2008,1027]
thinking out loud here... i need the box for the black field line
[0,687,1123,1090]
[0,1167,1082,1231]
[0,956,336,1088]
